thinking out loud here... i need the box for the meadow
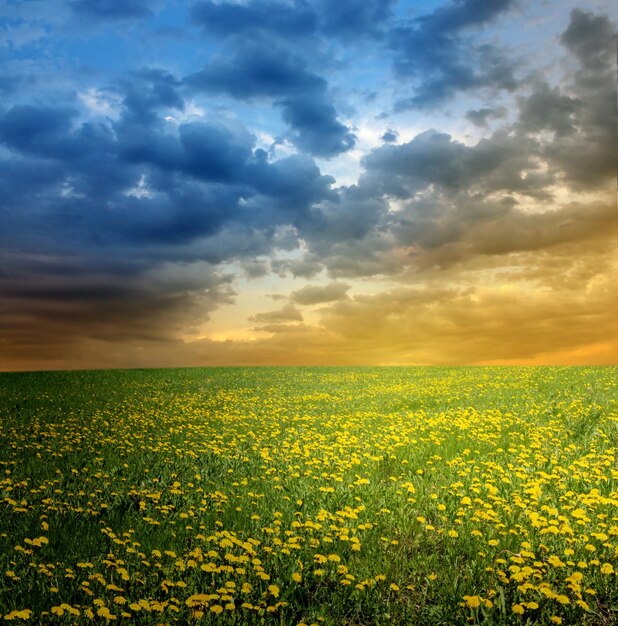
[0,366,616,625]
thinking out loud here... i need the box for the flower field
[0,366,616,625]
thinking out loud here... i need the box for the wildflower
[96,607,115,619]
[463,595,481,608]
[3,610,33,621]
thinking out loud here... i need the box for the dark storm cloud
[68,0,153,20]
[0,57,341,360]
[390,0,518,108]
[0,103,335,252]
[185,42,356,158]
[0,254,235,366]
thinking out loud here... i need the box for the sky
[0,0,616,370]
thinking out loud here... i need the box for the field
[0,366,616,625]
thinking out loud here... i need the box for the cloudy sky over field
[1,0,616,370]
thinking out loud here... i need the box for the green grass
[0,366,616,625]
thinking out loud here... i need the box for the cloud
[118,68,184,124]
[380,129,398,142]
[0,253,236,369]
[276,97,356,158]
[17,264,613,370]
[0,102,336,255]
[249,303,303,324]
[185,44,325,99]
[537,9,617,190]
[517,83,579,137]
[178,121,254,182]
[190,0,394,41]
[362,128,551,200]
[560,8,616,72]
[290,282,350,305]
[271,257,323,279]
[185,41,355,157]
[0,65,339,365]
[312,273,618,364]
[298,8,616,280]
[465,107,507,127]
[390,0,518,108]
[0,104,79,156]
[315,0,395,39]
[68,0,153,20]
[394,200,614,268]
[190,0,316,38]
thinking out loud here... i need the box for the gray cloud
[249,303,304,324]
[540,10,617,190]
[390,0,518,109]
[290,282,351,305]
[465,106,507,127]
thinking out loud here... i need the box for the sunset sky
[1,0,616,370]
